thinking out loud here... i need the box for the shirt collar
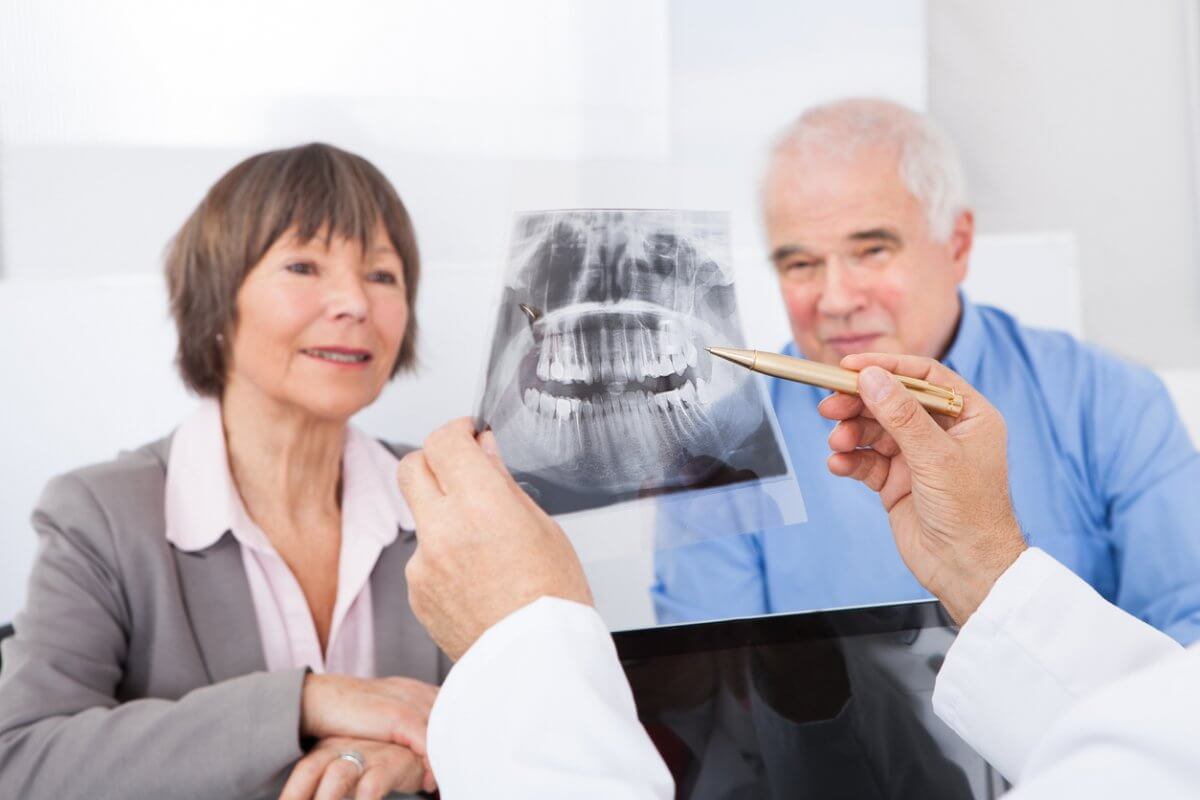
[343,425,416,542]
[942,291,985,381]
[165,398,415,553]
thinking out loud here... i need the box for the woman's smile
[300,346,374,367]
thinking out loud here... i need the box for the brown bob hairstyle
[165,142,420,397]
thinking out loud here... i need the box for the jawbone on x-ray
[479,209,787,514]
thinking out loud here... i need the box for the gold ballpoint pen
[707,346,963,418]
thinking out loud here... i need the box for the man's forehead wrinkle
[767,173,916,248]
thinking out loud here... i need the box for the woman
[0,144,446,799]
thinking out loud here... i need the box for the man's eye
[368,270,398,285]
[285,261,316,275]
[861,246,888,258]
[786,261,816,271]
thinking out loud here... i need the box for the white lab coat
[426,595,673,798]
[933,547,1200,798]
[426,549,1200,798]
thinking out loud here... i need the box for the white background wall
[927,0,1200,369]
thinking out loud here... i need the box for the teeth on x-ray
[527,322,709,420]
[479,210,767,497]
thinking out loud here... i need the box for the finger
[477,428,501,458]
[828,419,901,457]
[396,451,445,531]
[352,762,420,800]
[313,757,361,800]
[829,418,876,453]
[423,418,511,496]
[353,768,388,800]
[474,429,537,503]
[387,707,429,756]
[280,750,337,800]
[354,752,427,800]
[877,454,914,512]
[840,353,992,423]
[817,391,867,421]
[827,450,891,493]
[422,764,439,794]
[855,367,950,467]
[471,428,550,522]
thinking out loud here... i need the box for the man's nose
[816,259,865,317]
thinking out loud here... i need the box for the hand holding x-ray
[477,209,793,517]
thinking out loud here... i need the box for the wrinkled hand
[818,353,1026,624]
[280,735,435,800]
[398,418,593,661]
[299,674,438,757]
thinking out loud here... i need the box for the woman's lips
[300,347,373,367]
[823,333,882,355]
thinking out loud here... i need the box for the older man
[653,98,1200,643]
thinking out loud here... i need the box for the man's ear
[949,209,974,283]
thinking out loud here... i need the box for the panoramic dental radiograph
[478,209,789,515]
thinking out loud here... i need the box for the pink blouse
[164,399,415,676]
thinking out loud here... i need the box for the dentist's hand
[398,419,593,661]
[819,354,1026,624]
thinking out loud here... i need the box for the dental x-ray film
[477,209,805,534]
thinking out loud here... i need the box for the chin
[292,389,376,423]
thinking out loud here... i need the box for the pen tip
[706,346,756,369]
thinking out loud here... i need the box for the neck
[931,294,965,362]
[220,379,347,530]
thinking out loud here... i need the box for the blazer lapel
[372,526,449,683]
[174,532,268,683]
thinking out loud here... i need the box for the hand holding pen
[707,346,963,417]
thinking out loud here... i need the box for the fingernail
[859,367,893,403]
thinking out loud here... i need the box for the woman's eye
[285,261,316,275]
[367,270,398,285]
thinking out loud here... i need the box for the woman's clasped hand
[285,674,441,798]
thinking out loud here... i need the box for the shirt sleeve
[427,597,674,799]
[932,547,1182,782]
[1003,643,1200,799]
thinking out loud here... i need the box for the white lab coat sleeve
[932,547,1183,782]
[426,596,674,799]
[1003,642,1200,799]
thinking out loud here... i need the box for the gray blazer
[0,435,450,799]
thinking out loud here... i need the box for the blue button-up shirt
[653,296,1200,644]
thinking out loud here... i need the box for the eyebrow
[847,227,903,245]
[770,244,817,264]
[770,227,905,265]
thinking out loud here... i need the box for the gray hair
[767,98,968,241]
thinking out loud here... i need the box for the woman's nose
[327,274,369,321]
